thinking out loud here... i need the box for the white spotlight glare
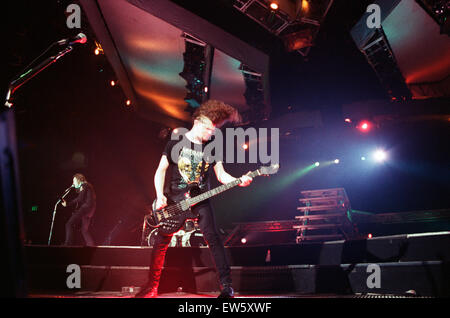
[373,149,387,162]
[334,159,339,164]
[314,162,320,167]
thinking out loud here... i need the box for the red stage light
[344,118,352,123]
[368,233,373,239]
[241,238,247,244]
[357,120,372,132]
[242,143,248,150]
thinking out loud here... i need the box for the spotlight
[344,118,352,123]
[373,149,387,162]
[241,238,247,244]
[361,156,366,161]
[357,120,372,133]
[110,80,116,87]
[173,128,179,134]
[368,233,373,239]
[314,162,320,167]
[242,143,248,150]
[334,159,340,164]
[94,41,104,55]
[270,2,279,10]
[125,99,131,106]
[204,86,208,93]
[302,0,310,11]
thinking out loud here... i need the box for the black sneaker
[134,286,158,298]
[218,285,234,298]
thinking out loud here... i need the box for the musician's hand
[61,199,67,207]
[239,172,253,187]
[155,195,168,210]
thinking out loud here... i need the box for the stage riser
[27,262,450,297]
[25,234,450,267]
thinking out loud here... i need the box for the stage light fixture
[334,159,339,164]
[314,162,320,167]
[125,99,131,106]
[241,238,247,244]
[242,143,249,150]
[110,80,116,87]
[361,156,366,161]
[368,233,373,239]
[270,2,279,10]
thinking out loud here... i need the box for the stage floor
[28,291,429,298]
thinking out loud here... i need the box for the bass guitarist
[136,100,252,298]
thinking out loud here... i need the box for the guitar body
[149,184,203,235]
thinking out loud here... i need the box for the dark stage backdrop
[5,1,450,246]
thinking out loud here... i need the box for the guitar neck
[187,169,260,206]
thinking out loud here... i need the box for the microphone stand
[5,45,74,108]
[47,187,72,245]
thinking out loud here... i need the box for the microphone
[57,33,87,46]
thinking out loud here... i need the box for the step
[297,205,346,212]
[293,224,342,230]
[300,188,346,197]
[295,213,346,220]
[296,234,344,242]
[299,196,346,203]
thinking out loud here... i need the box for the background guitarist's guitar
[148,164,279,235]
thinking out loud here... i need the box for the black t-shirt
[68,182,96,213]
[162,135,222,197]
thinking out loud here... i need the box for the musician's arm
[154,155,169,198]
[214,161,253,187]
[214,161,238,184]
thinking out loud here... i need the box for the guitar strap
[199,153,206,188]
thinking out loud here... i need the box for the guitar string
[156,171,262,220]
[157,179,243,219]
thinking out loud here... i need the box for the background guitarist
[137,100,252,298]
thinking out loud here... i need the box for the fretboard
[186,169,260,206]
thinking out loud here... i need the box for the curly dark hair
[192,100,241,127]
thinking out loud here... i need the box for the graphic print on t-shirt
[177,146,210,189]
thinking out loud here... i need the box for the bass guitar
[148,164,279,235]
